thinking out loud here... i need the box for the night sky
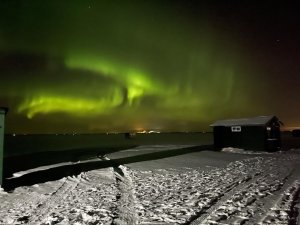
[0,1,299,133]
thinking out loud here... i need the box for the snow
[9,157,104,178]
[0,146,300,225]
[130,156,298,224]
[222,147,271,154]
[1,169,118,224]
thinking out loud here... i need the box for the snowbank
[222,147,271,154]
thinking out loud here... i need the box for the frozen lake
[4,132,213,156]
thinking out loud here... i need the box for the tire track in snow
[40,167,119,224]
[217,170,291,225]
[190,161,293,225]
[131,157,268,225]
[188,172,263,225]
[27,174,83,224]
[128,155,300,225]
[258,180,300,225]
[26,155,137,225]
[17,162,119,224]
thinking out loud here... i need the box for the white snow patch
[9,157,103,178]
[0,168,118,224]
[222,147,270,154]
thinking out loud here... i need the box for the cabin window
[231,126,241,132]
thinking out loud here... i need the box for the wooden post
[0,107,8,187]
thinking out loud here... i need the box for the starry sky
[0,1,299,133]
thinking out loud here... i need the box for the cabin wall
[213,126,266,150]
[241,126,266,150]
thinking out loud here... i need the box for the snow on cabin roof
[210,116,278,127]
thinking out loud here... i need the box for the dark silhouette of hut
[210,116,282,151]
[292,129,300,137]
[0,107,8,187]
[124,132,136,139]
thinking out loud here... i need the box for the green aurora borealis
[0,1,299,133]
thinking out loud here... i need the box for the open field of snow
[1,145,300,224]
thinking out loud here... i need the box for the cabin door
[266,125,281,150]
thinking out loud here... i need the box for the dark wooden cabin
[292,129,300,137]
[210,116,282,151]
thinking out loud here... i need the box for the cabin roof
[210,116,279,127]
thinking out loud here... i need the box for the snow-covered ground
[1,145,300,225]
